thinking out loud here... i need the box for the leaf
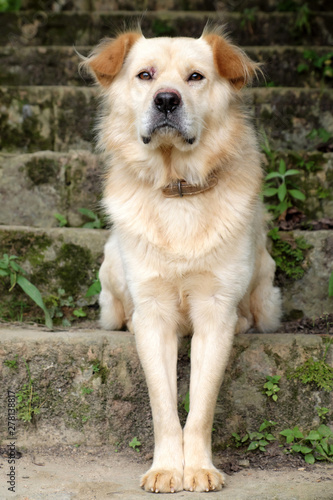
[265,434,276,441]
[259,440,269,446]
[317,424,333,438]
[86,278,102,297]
[263,187,279,197]
[306,431,321,441]
[292,427,304,439]
[304,453,315,464]
[248,441,259,451]
[78,208,97,219]
[265,172,282,181]
[292,444,302,453]
[279,159,286,174]
[297,63,309,73]
[17,275,53,329]
[272,394,278,401]
[54,213,68,227]
[284,169,301,177]
[289,189,306,201]
[73,308,86,318]
[278,182,287,202]
[300,446,313,455]
[329,271,333,297]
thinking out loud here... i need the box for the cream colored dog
[83,27,281,493]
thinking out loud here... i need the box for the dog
[82,26,281,493]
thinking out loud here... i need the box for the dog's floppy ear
[84,32,141,87]
[204,33,259,90]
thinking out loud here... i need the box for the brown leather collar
[162,172,218,198]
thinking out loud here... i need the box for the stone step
[1,151,332,229]
[0,151,105,228]
[0,86,332,152]
[1,45,332,88]
[1,11,332,47]
[0,226,332,322]
[0,325,332,455]
[18,0,333,13]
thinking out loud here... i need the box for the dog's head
[83,29,259,154]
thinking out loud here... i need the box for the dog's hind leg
[99,233,133,331]
[250,247,282,332]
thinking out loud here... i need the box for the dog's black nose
[154,92,181,114]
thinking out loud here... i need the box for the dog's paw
[140,468,183,493]
[183,467,225,492]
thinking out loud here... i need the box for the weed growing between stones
[297,50,333,82]
[280,424,333,464]
[287,339,333,392]
[44,287,86,327]
[268,228,312,282]
[263,375,281,401]
[0,253,52,328]
[129,437,141,452]
[16,359,42,423]
[4,355,18,371]
[232,420,277,452]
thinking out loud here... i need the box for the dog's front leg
[133,287,183,493]
[183,291,237,492]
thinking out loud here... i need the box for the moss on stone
[26,157,60,185]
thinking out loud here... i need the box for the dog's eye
[188,72,204,81]
[137,71,152,80]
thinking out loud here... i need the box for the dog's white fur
[83,28,281,493]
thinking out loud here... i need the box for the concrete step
[0,226,332,322]
[1,11,332,47]
[0,325,332,458]
[1,86,332,153]
[18,0,333,13]
[0,151,105,228]
[1,151,332,229]
[1,45,332,88]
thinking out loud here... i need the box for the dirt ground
[0,445,332,500]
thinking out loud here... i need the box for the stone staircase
[0,1,332,452]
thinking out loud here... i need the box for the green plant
[287,340,333,391]
[4,355,18,370]
[182,390,190,414]
[232,420,277,452]
[16,359,42,423]
[280,424,333,464]
[92,361,101,374]
[81,386,93,395]
[263,159,306,218]
[73,307,87,318]
[0,0,21,12]
[316,407,329,422]
[86,272,102,297]
[79,208,105,229]
[268,228,311,281]
[45,288,85,326]
[307,128,332,144]
[54,213,68,227]
[329,271,333,297]
[263,375,281,401]
[129,437,141,452]
[240,7,257,33]
[0,254,52,329]
[297,50,333,79]
[294,3,312,34]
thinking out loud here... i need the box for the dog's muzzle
[142,90,195,145]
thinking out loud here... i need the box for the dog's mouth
[142,121,195,145]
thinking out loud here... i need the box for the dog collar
[162,172,218,198]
